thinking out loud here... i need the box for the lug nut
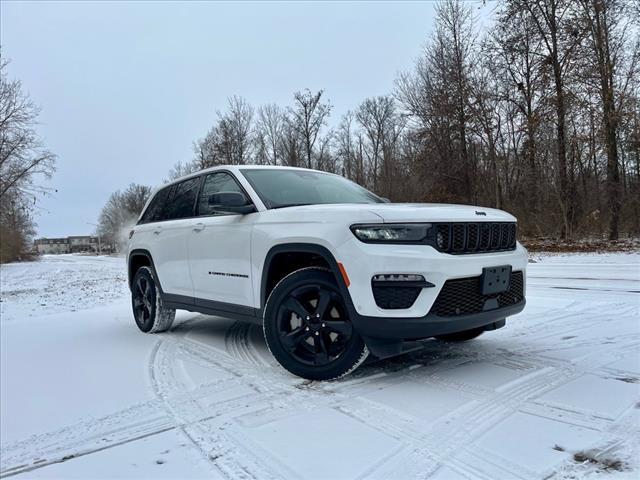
[305,327,309,331]
[316,313,320,318]
[321,323,326,327]
[306,316,310,320]
[315,332,319,336]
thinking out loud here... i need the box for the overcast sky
[1,0,488,238]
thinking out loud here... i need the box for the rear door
[142,176,200,298]
[188,171,255,308]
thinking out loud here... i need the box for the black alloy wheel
[264,268,368,380]
[277,284,353,366]
[133,274,154,328]
[131,266,175,333]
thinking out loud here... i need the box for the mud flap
[362,337,404,359]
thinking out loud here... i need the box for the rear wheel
[435,327,484,342]
[131,266,175,333]
[263,268,368,380]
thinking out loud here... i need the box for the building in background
[34,238,70,255]
[68,236,99,253]
[34,236,100,255]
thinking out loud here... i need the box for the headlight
[350,224,430,243]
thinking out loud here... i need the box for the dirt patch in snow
[522,236,639,253]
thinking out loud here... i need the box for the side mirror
[208,191,255,214]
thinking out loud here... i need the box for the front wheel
[263,268,368,380]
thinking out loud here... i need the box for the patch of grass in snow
[572,450,626,472]
[615,376,639,384]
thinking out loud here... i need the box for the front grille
[430,271,524,317]
[434,222,516,254]
[373,285,422,309]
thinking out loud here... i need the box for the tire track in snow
[346,364,577,479]
[0,320,268,478]
[148,300,640,480]
[3,287,638,479]
[0,371,246,478]
[148,326,298,479]
[337,303,639,478]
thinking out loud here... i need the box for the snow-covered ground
[1,252,638,479]
[0,255,128,323]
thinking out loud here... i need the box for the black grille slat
[431,222,516,255]
[467,224,479,251]
[508,223,516,247]
[480,224,491,251]
[430,271,524,317]
[500,224,509,248]
[491,224,501,249]
[452,224,465,251]
[436,224,450,251]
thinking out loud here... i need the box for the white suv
[128,165,527,380]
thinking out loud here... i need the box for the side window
[161,177,200,220]
[197,172,243,216]
[139,187,170,224]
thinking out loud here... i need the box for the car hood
[273,203,516,223]
[364,203,516,223]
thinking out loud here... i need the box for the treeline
[167,0,640,240]
[0,57,56,263]
[99,0,639,247]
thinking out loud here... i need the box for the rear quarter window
[139,187,170,224]
[138,176,201,224]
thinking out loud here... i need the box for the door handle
[153,227,162,235]
[192,222,205,232]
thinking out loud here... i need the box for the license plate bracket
[481,265,512,295]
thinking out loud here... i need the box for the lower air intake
[430,271,524,317]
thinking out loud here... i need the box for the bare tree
[577,0,638,239]
[510,0,587,237]
[486,4,548,230]
[0,57,56,262]
[396,0,477,203]
[334,111,359,182]
[194,96,254,167]
[166,160,200,181]
[254,104,284,165]
[288,89,332,169]
[355,96,405,194]
[0,58,56,202]
[97,183,152,252]
[279,114,304,167]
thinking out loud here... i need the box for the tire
[435,327,484,342]
[263,267,369,380]
[131,266,175,333]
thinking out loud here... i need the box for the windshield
[240,168,384,209]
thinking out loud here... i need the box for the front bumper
[336,238,528,318]
[350,299,526,341]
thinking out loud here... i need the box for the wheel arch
[128,249,164,293]
[260,243,354,314]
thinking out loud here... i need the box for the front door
[188,171,255,308]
